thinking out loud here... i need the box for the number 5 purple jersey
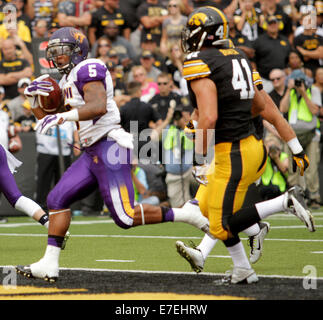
[59,58,121,148]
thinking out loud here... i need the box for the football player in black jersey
[175,6,315,284]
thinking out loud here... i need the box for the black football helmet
[181,6,229,53]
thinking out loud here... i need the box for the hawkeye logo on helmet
[189,13,208,26]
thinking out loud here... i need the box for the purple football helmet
[46,27,89,74]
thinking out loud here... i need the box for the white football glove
[24,74,53,109]
[192,163,210,186]
[35,109,79,135]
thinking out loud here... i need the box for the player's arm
[76,81,107,120]
[190,78,218,156]
[251,85,266,117]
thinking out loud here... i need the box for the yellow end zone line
[0,286,250,300]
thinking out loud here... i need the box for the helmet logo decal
[70,28,86,44]
[189,12,208,26]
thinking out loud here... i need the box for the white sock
[43,245,61,265]
[226,241,251,269]
[197,234,218,260]
[14,196,41,218]
[255,194,285,220]
[242,223,260,237]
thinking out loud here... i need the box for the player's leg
[16,152,97,282]
[92,139,209,230]
[0,145,49,228]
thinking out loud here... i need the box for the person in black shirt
[89,0,130,46]
[268,68,287,115]
[120,81,162,154]
[0,39,32,100]
[149,72,182,120]
[253,15,291,92]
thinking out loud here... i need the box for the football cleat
[16,259,59,283]
[248,222,270,264]
[182,200,209,232]
[283,186,315,232]
[214,267,258,285]
[175,240,205,273]
[61,231,70,250]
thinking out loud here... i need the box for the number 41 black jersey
[183,47,257,145]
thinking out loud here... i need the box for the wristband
[287,137,303,154]
[64,109,79,121]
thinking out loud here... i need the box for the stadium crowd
[0,0,323,216]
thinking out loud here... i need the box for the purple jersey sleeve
[75,62,107,95]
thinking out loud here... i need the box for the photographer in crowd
[162,104,196,207]
[280,69,322,209]
[258,135,289,201]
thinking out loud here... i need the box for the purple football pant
[0,144,22,207]
[47,138,136,229]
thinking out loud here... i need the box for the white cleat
[248,222,270,264]
[214,267,258,285]
[16,259,59,283]
[182,200,209,232]
[283,186,315,232]
[175,240,205,273]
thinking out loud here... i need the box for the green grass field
[0,211,322,279]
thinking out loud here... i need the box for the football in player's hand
[38,76,62,114]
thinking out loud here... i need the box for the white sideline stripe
[311,251,323,254]
[1,233,323,242]
[96,259,135,263]
[0,220,114,228]
[2,265,323,281]
[208,255,231,259]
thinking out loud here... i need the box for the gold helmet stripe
[205,6,228,39]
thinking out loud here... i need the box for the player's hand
[184,120,197,141]
[192,164,209,186]
[35,113,66,134]
[292,151,309,176]
[24,74,54,109]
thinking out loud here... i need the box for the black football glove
[292,151,309,176]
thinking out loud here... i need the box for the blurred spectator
[258,134,289,200]
[47,21,60,37]
[284,49,314,81]
[91,21,136,67]
[280,69,322,209]
[119,0,143,33]
[139,50,162,82]
[268,68,287,111]
[120,81,162,154]
[35,122,80,211]
[162,105,195,207]
[253,15,291,92]
[314,67,323,107]
[57,0,91,30]
[138,160,169,205]
[294,13,323,78]
[131,65,160,102]
[259,0,293,42]
[14,99,36,132]
[106,60,130,107]
[160,0,187,56]
[25,0,54,30]
[163,42,185,90]
[95,36,112,63]
[0,39,32,100]
[149,72,182,120]
[7,77,31,121]
[233,0,262,42]
[33,19,49,38]
[137,0,169,47]
[192,0,239,17]
[89,0,130,46]
[228,13,255,59]
[131,157,160,206]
